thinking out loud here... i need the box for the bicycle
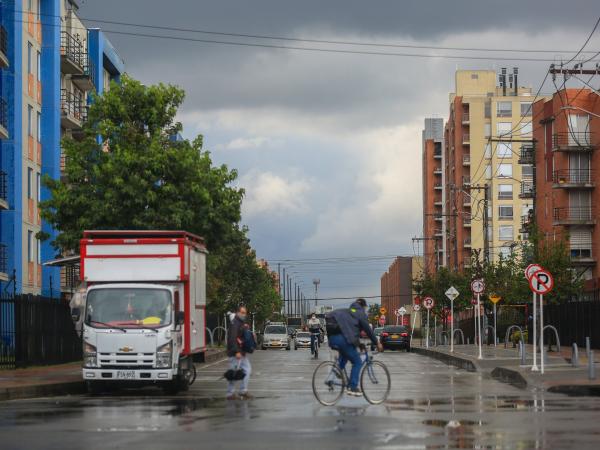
[310,331,320,359]
[312,345,390,406]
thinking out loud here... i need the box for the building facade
[531,88,600,289]
[380,256,422,325]
[422,118,444,273]
[0,0,123,295]
[443,69,535,271]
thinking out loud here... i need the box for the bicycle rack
[540,325,561,353]
[205,327,214,347]
[504,325,524,349]
[453,329,465,345]
[212,326,227,345]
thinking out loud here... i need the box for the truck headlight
[156,341,172,368]
[83,342,97,368]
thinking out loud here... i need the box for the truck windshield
[85,288,172,329]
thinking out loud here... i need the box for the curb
[203,349,227,364]
[547,384,600,397]
[0,380,86,402]
[412,347,478,372]
[490,367,528,389]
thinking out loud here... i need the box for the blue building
[0,0,124,296]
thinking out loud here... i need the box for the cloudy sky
[79,0,599,307]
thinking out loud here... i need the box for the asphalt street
[2,348,600,449]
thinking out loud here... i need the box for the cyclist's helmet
[356,298,367,308]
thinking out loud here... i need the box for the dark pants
[310,332,320,353]
[328,333,362,390]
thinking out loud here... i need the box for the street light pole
[313,278,320,310]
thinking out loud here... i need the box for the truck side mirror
[71,308,81,323]
[176,311,185,325]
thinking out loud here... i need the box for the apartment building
[422,118,445,273]
[531,88,600,289]
[443,69,535,271]
[380,256,422,322]
[0,1,123,295]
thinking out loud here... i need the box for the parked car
[294,331,311,350]
[380,325,411,351]
[262,324,292,350]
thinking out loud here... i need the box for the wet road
[2,349,600,449]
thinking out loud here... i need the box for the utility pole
[282,268,286,315]
[313,279,320,309]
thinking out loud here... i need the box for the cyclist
[307,314,322,355]
[326,298,383,396]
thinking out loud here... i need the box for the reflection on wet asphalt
[2,349,600,449]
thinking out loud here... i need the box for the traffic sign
[525,264,543,280]
[471,279,485,294]
[423,297,435,310]
[395,307,407,317]
[489,294,501,304]
[445,286,459,301]
[529,269,554,295]
[378,315,386,326]
[379,307,387,315]
[413,304,421,312]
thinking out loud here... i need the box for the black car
[380,325,411,351]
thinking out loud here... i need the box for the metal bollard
[589,351,596,381]
[542,346,548,365]
[572,343,579,368]
[586,337,591,358]
[520,341,527,366]
[467,337,470,345]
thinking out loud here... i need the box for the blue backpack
[241,328,257,353]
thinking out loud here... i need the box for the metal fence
[544,301,600,349]
[0,294,81,369]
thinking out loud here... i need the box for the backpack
[240,328,257,354]
[325,313,342,336]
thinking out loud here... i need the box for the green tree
[40,75,280,319]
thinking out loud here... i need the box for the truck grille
[99,352,155,368]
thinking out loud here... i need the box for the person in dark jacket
[327,298,382,396]
[226,305,252,400]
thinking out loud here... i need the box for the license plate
[391,334,399,339]
[116,370,136,380]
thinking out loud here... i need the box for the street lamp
[313,278,320,310]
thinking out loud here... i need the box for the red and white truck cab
[77,231,207,394]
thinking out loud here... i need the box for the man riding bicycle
[307,314,322,355]
[326,298,383,396]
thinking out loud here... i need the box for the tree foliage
[40,75,281,321]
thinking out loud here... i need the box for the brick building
[380,257,422,324]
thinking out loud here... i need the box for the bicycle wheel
[360,360,391,405]
[312,361,345,406]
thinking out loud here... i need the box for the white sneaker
[346,388,363,397]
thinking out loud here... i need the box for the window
[28,231,34,262]
[498,163,513,178]
[570,227,592,259]
[499,225,514,241]
[497,101,512,117]
[36,172,41,202]
[37,51,41,81]
[521,102,532,116]
[484,143,491,158]
[28,0,33,12]
[27,42,32,74]
[499,205,514,220]
[497,142,512,158]
[36,112,41,142]
[484,123,491,138]
[497,122,512,137]
[485,164,492,179]
[498,184,513,199]
[27,168,33,199]
[27,105,33,136]
[522,165,533,179]
[471,74,479,79]
[521,122,532,136]
[37,238,41,265]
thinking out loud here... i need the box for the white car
[261,324,291,350]
[294,331,312,350]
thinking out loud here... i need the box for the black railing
[60,89,87,123]
[0,26,8,57]
[553,132,595,150]
[520,182,534,197]
[0,171,7,202]
[553,206,594,222]
[0,294,82,369]
[0,97,7,130]
[60,31,86,69]
[553,169,595,185]
[519,145,534,164]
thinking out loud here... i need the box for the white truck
[74,230,207,394]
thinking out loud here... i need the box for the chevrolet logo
[119,346,134,353]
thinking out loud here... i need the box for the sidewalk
[412,343,600,396]
[0,348,227,402]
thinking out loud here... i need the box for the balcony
[553,207,596,226]
[433,167,442,175]
[0,244,7,281]
[0,97,7,139]
[434,230,443,237]
[462,112,470,124]
[463,257,472,268]
[434,200,443,206]
[552,132,595,152]
[0,26,8,68]
[434,215,443,222]
[552,169,595,189]
[0,171,7,210]
[71,57,96,92]
[61,89,87,130]
[464,238,472,248]
[60,31,86,75]
[463,154,471,166]
[434,183,443,190]
[570,249,596,267]
[463,197,471,207]
[462,133,470,145]
[462,176,471,186]
[519,215,532,233]
[518,144,535,164]
[464,217,472,227]
[519,181,535,199]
